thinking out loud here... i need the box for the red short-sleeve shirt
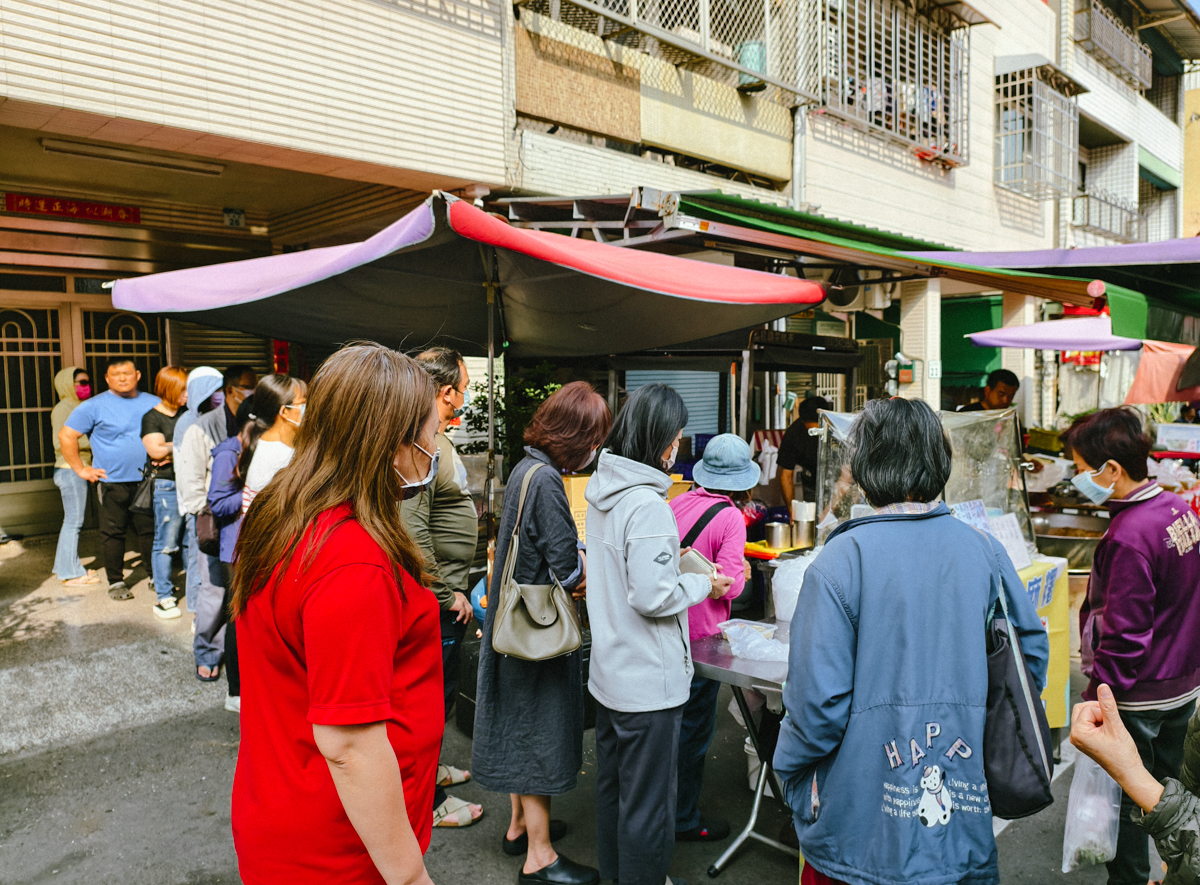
[231,503,443,884]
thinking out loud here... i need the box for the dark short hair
[1062,407,1150,481]
[986,369,1020,390]
[73,367,89,381]
[797,395,833,424]
[415,347,464,391]
[849,398,952,507]
[223,364,256,391]
[104,356,136,371]
[524,381,611,473]
[604,383,688,473]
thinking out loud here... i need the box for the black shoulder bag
[682,501,733,548]
[130,465,157,515]
[984,557,1054,819]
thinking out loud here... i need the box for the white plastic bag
[771,554,813,621]
[1061,753,1122,872]
[724,623,789,662]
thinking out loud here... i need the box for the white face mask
[395,443,440,500]
[584,448,598,468]
[664,441,679,471]
[282,402,305,428]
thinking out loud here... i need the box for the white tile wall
[514,129,790,204]
[0,0,507,184]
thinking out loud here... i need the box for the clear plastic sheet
[814,408,1032,544]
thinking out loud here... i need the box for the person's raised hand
[1070,684,1143,782]
[708,573,735,600]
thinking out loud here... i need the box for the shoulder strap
[499,461,544,590]
[682,500,733,548]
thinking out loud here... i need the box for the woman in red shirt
[229,343,444,885]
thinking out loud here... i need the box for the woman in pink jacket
[668,433,758,843]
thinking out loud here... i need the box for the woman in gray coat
[472,382,610,885]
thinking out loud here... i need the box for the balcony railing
[1072,186,1147,242]
[1074,0,1152,90]
[514,0,812,102]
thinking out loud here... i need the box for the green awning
[1139,147,1181,191]
[672,193,1128,307]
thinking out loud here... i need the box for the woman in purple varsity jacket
[1065,407,1200,885]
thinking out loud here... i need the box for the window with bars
[0,308,62,483]
[1139,178,1178,242]
[804,0,971,167]
[994,66,1080,200]
[1146,72,1180,123]
[83,311,165,397]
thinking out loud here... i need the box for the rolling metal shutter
[176,322,273,377]
[625,370,721,437]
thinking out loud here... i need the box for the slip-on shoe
[503,820,570,856]
[517,854,599,885]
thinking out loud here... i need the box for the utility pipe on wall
[791,107,806,210]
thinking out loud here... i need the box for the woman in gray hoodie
[584,384,733,885]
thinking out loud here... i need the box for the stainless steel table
[692,619,799,877]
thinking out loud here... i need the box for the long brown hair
[230,343,436,615]
[524,381,612,472]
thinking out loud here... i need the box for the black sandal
[107,582,134,601]
[196,665,220,683]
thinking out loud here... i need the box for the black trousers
[433,608,467,810]
[220,563,241,698]
[1107,701,1194,885]
[596,701,684,885]
[98,481,154,585]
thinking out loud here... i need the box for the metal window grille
[368,0,503,41]
[0,308,61,483]
[815,372,846,411]
[1146,73,1180,123]
[994,68,1079,200]
[83,311,165,397]
[517,0,809,102]
[803,0,971,167]
[1074,0,1152,90]
[1072,185,1147,242]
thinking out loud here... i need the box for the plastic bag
[1061,753,1122,872]
[724,623,789,662]
[771,554,813,621]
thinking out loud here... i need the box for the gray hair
[848,398,951,508]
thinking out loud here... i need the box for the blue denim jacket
[207,435,243,564]
[773,504,1048,885]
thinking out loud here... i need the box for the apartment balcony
[1074,0,1152,90]
[1072,186,1147,242]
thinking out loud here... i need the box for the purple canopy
[967,316,1142,351]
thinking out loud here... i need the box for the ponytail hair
[234,374,306,488]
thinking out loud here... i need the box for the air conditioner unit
[825,283,895,312]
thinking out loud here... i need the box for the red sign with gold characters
[5,192,141,225]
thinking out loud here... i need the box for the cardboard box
[562,474,693,543]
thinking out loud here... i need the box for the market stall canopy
[1125,341,1200,404]
[112,193,826,358]
[966,316,1142,351]
[906,238,1200,346]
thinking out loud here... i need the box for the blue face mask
[1071,464,1115,505]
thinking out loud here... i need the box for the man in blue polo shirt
[59,356,159,600]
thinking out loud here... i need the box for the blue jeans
[182,513,201,613]
[151,479,184,601]
[193,553,229,670]
[53,468,89,580]
[675,674,722,832]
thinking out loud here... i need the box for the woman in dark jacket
[208,432,245,712]
[472,382,610,885]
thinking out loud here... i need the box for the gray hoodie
[584,450,711,713]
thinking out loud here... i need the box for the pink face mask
[75,383,92,400]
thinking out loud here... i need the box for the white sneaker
[153,597,182,619]
[225,694,241,713]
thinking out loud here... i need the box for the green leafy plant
[460,362,562,476]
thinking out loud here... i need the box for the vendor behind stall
[958,368,1019,412]
[777,396,832,504]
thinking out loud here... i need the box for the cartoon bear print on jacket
[917,764,954,827]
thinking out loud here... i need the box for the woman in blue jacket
[208,413,248,713]
[773,397,1048,885]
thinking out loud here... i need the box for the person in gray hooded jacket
[584,383,734,885]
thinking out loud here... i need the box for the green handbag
[491,462,583,662]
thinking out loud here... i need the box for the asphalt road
[0,531,1162,884]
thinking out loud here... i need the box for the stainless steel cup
[765,521,791,549]
[792,520,815,549]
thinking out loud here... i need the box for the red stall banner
[5,192,142,224]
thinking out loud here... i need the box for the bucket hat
[692,433,760,492]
